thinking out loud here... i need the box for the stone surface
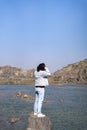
[27,113,51,130]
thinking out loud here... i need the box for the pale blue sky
[0,0,87,72]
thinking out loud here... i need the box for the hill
[49,59,87,84]
[0,66,35,84]
[0,59,87,85]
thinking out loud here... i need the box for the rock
[10,117,20,124]
[27,113,51,130]
[16,92,34,100]
[28,95,34,100]
[23,94,29,98]
[16,91,22,97]
[23,94,34,100]
[43,100,47,103]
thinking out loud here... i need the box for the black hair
[37,63,45,72]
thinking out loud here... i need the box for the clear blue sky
[0,0,87,72]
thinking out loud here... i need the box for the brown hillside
[49,59,87,84]
[0,59,87,85]
[0,66,35,85]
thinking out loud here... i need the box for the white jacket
[34,67,51,86]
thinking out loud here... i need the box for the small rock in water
[23,94,29,98]
[16,91,34,100]
[16,91,22,97]
[10,117,20,124]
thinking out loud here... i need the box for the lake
[0,84,87,130]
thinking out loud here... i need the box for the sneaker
[37,113,45,117]
[34,113,37,116]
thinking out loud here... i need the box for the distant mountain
[0,59,87,85]
[49,59,87,84]
[0,66,35,84]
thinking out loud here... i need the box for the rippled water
[0,84,87,130]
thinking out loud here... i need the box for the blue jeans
[34,87,45,114]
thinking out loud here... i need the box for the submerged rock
[16,91,22,97]
[10,117,20,124]
[23,94,29,98]
[16,91,34,100]
[23,94,34,100]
